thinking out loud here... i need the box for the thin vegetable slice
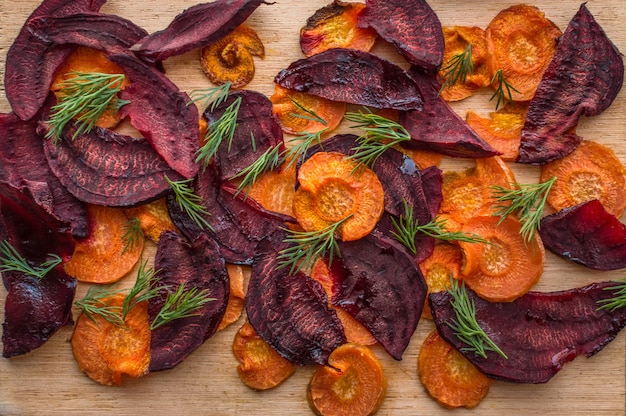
[71,293,150,385]
[485,4,561,102]
[540,140,626,217]
[308,343,387,416]
[300,0,377,56]
[200,24,264,88]
[64,204,144,284]
[246,161,297,217]
[418,243,463,319]
[123,198,179,244]
[293,151,384,242]
[218,264,246,331]
[517,4,624,165]
[418,330,492,409]
[459,216,544,302]
[233,321,297,390]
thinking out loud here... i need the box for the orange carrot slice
[418,329,492,409]
[123,198,179,243]
[246,160,297,217]
[218,264,246,331]
[458,215,544,302]
[308,343,387,416]
[540,140,626,217]
[418,243,463,319]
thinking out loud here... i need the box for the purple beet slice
[246,233,347,365]
[274,48,423,111]
[109,53,200,179]
[4,0,106,121]
[42,122,184,207]
[203,90,284,181]
[0,112,87,237]
[517,4,624,165]
[429,282,626,383]
[149,231,229,371]
[332,233,427,360]
[539,199,626,270]
[131,0,270,63]
[399,68,500,158]
[357,0,444,72]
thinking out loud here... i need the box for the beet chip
[275,48,423,111]
[358,0,444,72]
[539,199,626,270]
[517,4,624,165]
[430,282,626,383]
[149,231,229,371]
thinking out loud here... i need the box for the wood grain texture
[0,0,625,415]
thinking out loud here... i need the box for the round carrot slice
[233,321,297,390]
[64,204,144,284]
[294,152,384,242]
[418,330,492,409]
[123,198,179,243]
[200,24,264,88]
[71,294,150,386]
[486,4,562,101]
[246,160,297,217]
[540,140,626,217]
[458,215,544,302]
[418,243,463,319]
[308,343,387,416]
[270,85,346,135]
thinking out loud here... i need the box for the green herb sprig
[150,284,214,330]
[74,285,126,327]
[597,279,626,312]
[438,44,474,95]
[122,261,161,319]
[188,82,232,112]
[232,142,283,196]
[121,218,144,255]
[288,96,329,125]
[490,69,520,110]
[165,175,213,231]
[195,96,242,169]
[0,240,62,280]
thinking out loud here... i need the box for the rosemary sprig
[232,142,283,196]
[150,284,214,330]
[447,278,507,359]
[489,69,520,110]
[345,109,411,170]
[597,279,626,312]
[491,176,556,244]
[277,216,352,274]
[74,285,125,327]
[390,201,489,253]
[122,261,160,319]
[46,72,129,142]
[187,82,232,112]
[0,240,62,280]
[165,175,213,231]
[195,96,242,169]
[121,218,144,255]
[438,44,474,95]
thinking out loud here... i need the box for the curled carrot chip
[418,243,463,319]
[123,198,179,243]
[540,140,626,218]
[466,102,528,161]
[418,330,492,409]
[71,294,150,386]
[200,24,264,88]
[233,321,297,390]
[459,215,544,302]
[308,343,387,416]
[293,152,384,242]
[51,46,128,129]
[64,204,144,284]
[270,85,346,135]
[439,26,491,102]
[246,161,297,217]
[486,4,562,101]
[300,0,377,57]
[218,263,246,331]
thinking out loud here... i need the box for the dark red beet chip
[332,233,427,360]
[539,199,626,270]
[149,231,229,372]
[517,4,624,165]
[429,282,626,383]
[203,90,284,181]
[246,234,347,366]
[274,48,423,111]
[399,68,500,158]
[4,0,106,121]
[109,53,200,179]
[358,0,444,72]
[131,0,270,63]
[0,112,87,237]
[42,122,184,207]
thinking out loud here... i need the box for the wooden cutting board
[1,0,625,414]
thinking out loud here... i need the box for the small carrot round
[123,198,179,243]
[418,243,463,319]
[308,343,387,416]
[418,330,492,409]
[246,160,297,217]
[218,264,246,331]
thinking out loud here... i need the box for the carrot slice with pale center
[418,243,463,319]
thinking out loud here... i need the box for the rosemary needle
[0,240,62,280]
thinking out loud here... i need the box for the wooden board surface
[1,0,625,414]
